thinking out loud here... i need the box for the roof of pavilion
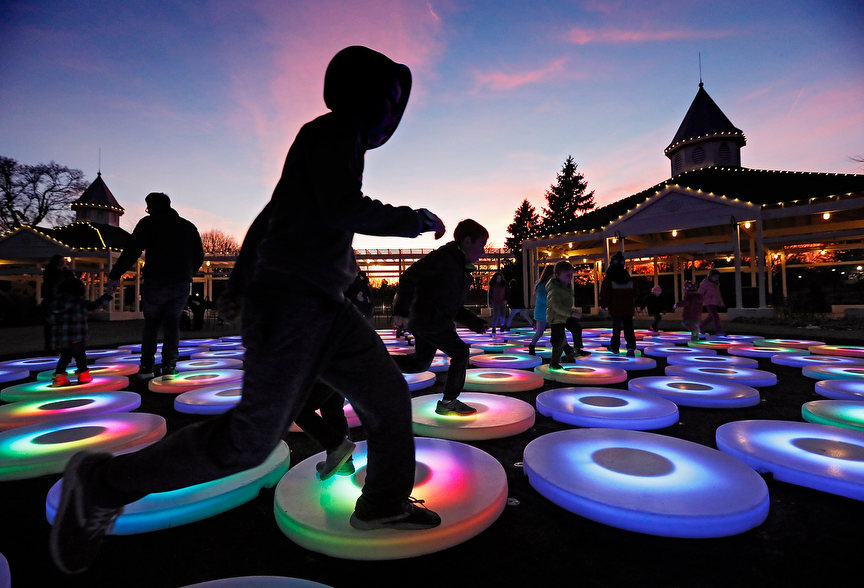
[1,221,131,253]
[665,83,746,153]
[532,166,864,240]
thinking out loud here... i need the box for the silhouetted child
[528,264,555,355]
[392,219,489,416]
[50,46,446,575]
[49,277,111,386]
[546,261,589,369]
[488,271,507,333]
[599,251,637,356]
[641,285,663,332]
[676,281,704,341]
[698,269,725,336]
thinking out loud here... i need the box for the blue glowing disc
[523,428,769,537]
[666,354,758,368]
[802,400,864,432]
[727,346,807,359]
[403,371,437,391]
[46,441,290,534]
[191,350,246,360]
[176,358,244,372]
[0,356,60,373]
[174,383,243,415]
[0,368,29,384]
[573,354,657,371]
[802,365,864,381]
[80,348,128,359]
[219,335,244,342]
[96,353,162,366]
[536,387,679,430]
[179,338,219,348]
[0,392,141,431]
[469,353,543,369]
[179,578,332,588]
[814,379,864,401]
[206,341,245,351]
[273,437,508,560]
[469,341,520,353]
[716,420,864,500]
[665,364,777,387]
[772,354,864,368]
[642,333,693,344]
[411,392,535,440]
[641,345,716,359]
[628,376,760,408]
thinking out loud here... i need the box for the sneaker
[435,398,477,416]
[316,438,356,481]
[135,365,155,378]
[76,370,93,384]
[49,452,124,574]
[335,456,355,476]
[562,352,576,363]
[549,362,563,370]
[52,373,71,387]
[626,349,636,357]
[349,497,441,531]
[527,344,536,356]
[575,349,591,357]
[608,348,620,355]
[161,365,178,380]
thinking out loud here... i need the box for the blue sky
[2,0,862,250]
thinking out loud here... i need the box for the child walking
[488,272,507,333]
[642,285,663,332]
[528,264,554,355]
[698,269,725,336]
[49,277,112,386]
[676,281,704,341]
[392,219,489,416]
[546,261,589,369]
[599,251,637,356]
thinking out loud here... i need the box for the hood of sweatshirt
[323,46,412,149]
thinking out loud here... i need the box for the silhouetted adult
[107,192,204,377]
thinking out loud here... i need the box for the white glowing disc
[534,364,628,386]
[814,379,864,401]
[174,383,243,415]
[411,393,535,440]
[665,364,777,387]
[727,346,807,359]
[801,365,864,381]
[666,354,758,368]
[176,358,245,372]
[771,354,864,368]
[536,387,679,430]
[148,370,244,394]
[463,368,545,393]
[628,376,760,408]
[573,354,657,371]
[403,371,437,391]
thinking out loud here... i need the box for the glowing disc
[428,356,450,373]
[206,341,245,351]
[523,429,769,537]
[665,364,777,387]
[0,392,141,431]
[96,354,161,366]
[179,338,219,348]
[36,363,141,380]
[80,348,128,359]
[174,383,243,415]
[469,342,520,353]
[510,346,553,359]
[802,365,864,381]
[469,354,542,369]
[191,350,246,360]
[0,413,166,480]
[0,368,29,384]
[815,379,864,401]
[179,578,331,588]
[411,393,535,440]
[666,354,758,367]
[219,335,244,342]
[642,346,716,359]
[628,376,760,408]
[535,364,628,386]
[463,368,545,393]
[403,371,437,391]
[582,328,612,338]
[802,400,864,432]
[808,345,864,358]
[176,358,244,372]
[716,420,864,500]
[727,346,807,359]
[643,333,693,344]
[536,387,679,430]
[771,354,864,368]
[753,338,825,349]
[0,357,60,373]
[148,369,244,394]
[46,441,290,534]
[273,437,507,560]
[687,339,748,351]
[1,375,131,402]
[573,354,657,371]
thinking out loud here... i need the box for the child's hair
[554,261,574,274]
[708,269,720,278]
[57,277,85,297]
[454,219,489,243]
[651,286,662,295]
[491,271,505,284]
[683,281,696,292]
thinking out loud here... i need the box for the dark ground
[1,318,863,587]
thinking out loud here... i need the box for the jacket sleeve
[109,219,147,280]
[227,203,272,295]
[392,257,425,317]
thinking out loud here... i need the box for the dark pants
[55,341,88,374]
[650,313,662,331]
[393,327,468,401]
[293,382,350,451]
[141,281,190,368]
[610,315,636,352]
[699,305,722,333]
[98,291,416,518]
[549,318,582,362]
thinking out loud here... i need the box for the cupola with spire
[665,82,746,176]
[70,172,125,227]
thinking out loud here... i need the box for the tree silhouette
[540,155,595,233]
[201,228,240,255]
[0,156,87,232]
[506,198,539,255]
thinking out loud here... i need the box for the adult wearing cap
[107,192,204,377]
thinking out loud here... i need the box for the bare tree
[201,228,240,255]
[0,156,87,232]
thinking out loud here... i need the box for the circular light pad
[1,375,131,402]
[534,364,627,386]
[536,387,679,430]
[0,413,166,480]
[628,376,760,408]
[0,391,141,431]
[176,358,244,372]
[463,368,545,393]
[716,420,864,500]
[666,354,758,367]
[808,345,864,358]
[687,340,748,350]
[0,368,29,384]
[802,400,864,432]
[46,441,290,534]
[469,354,542,369]
[403,371,437,391]
[523,428,769,537]
[753,338,825,349]
[573,354,656,371]
[727,346,807,359]
[814,379,864,401]
[411,393,535,440]
[642,346,716,358]
[772,354,864,368]
[665,364,777,387]
[469,342,520,353]
[801,365,864,381]
[273,437,508,560]
[148,369,244,394]
[0,357,61,372]
[191,350,246,360]
[174,383,243,415]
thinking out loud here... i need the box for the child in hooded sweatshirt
[599,251,637,356]
[49,277,112,386]
[50,46,447,575]
[546,261,590,369]
[676,281,704,341]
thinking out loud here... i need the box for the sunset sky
[2,0,862,251]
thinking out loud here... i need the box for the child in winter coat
[49,277,112,386]
[675,281,704,341]
[546,261,589,369]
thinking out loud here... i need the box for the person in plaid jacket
[49,277,112,386]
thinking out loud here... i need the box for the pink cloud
[473,58,568,92]
[565,26,733,45]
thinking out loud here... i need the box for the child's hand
[417,208,446,239]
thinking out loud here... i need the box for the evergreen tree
[505,198,539,255]
[540,155,595,233]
